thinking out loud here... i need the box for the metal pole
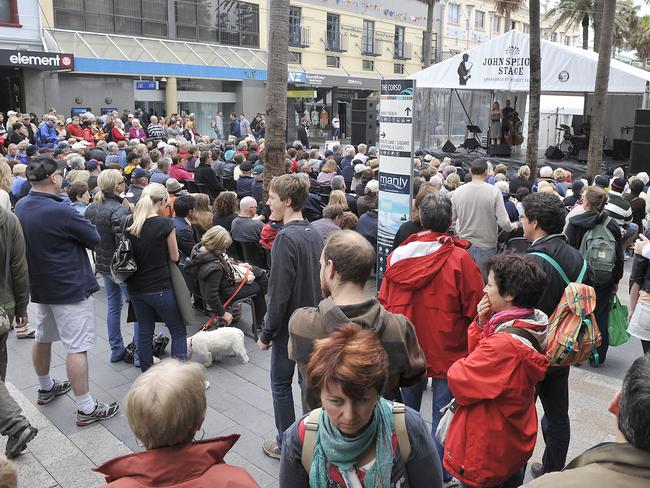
[447,89,453,141]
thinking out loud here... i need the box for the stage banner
[377,79,415,289]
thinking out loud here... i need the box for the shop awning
[43,28,267,81]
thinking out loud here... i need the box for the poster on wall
[376,79,415,287]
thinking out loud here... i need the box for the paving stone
[41,452,106,488]
[201,406,238,437]
[222,402,277,436]
[68,424,132,466]
[8,452,58,488]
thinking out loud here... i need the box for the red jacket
[111,126,126,142]
[444,320,549,487]
[66,123,83,139]
[378,231,484,378]
[95,435,259,488]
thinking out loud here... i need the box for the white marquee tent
[412,30,650,94]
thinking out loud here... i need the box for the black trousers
[537,365,571,473]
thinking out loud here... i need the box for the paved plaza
[0,265,643,487]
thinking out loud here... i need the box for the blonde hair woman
[185,226,268,331]
[125,183,186,371]
[190,193,213,239]
[95,360,258,487]
[327,190,349,210]
[317,159,338,186]
[0,161,11,211]
[85,169,137,363]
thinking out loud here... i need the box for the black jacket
[509,176,533,195]
[85,195,130,275]
[184,245,233,316]
[565,211,624,289]
[194,163,224,201]
[297,124,309,148]
[630,254,650,294]
[527,233,591,317]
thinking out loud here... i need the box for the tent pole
[447,89,453,141]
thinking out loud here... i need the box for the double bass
[506,97,524,147]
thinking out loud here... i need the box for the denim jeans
[102,274,139,362]
[129,288,187,372]
[401,377,453,481]
[467,246,497,282]
[270,339,296,447]
[537,366,570,473]
[459,467,525,488]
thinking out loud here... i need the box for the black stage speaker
[629,109,650,174]
[545,145,564,160]
[489,143,511,157]
[351,98,377,147]
[462,138,481,151]
[441,140,456,153]
[612,139,631,160]
[577,149,588,162]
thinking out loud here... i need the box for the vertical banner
[376,79,415,289]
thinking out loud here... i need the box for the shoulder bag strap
[529,252,572,286]
[301,407,322,472]
[500,325,544,354]
[392,402,411,462]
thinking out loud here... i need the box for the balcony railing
[394,41,412,60]
[289,25,310,48]
[361,35,382,56]
[325,31,348,52]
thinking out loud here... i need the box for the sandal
[15,325,36,340]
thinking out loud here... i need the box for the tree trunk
[526,0,541,182]
[263,0,289,199]
[419,0,435,150]
[505,9,511,32]
[582,14,589,50]
[592,0,603,52]
[587,0,616,177]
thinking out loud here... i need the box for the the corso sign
[0,50,74,71]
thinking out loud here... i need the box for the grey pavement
[0,261,644,487]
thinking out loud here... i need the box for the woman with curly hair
[212,191,238,231]
[190,193,213,239]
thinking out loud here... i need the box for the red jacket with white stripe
[378,231,485,378]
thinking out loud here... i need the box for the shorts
[33,297,97,354]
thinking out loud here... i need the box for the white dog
[187,328,249,367]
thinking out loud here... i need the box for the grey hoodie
[0,208,29,317]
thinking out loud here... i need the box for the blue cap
[225,149,236,161]
[132,167,150,180]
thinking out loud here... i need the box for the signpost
[376,79,415,288]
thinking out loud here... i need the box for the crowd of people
[0,105,648,488]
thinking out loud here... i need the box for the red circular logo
[61,56,72,67]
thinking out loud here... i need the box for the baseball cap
[595,174,610,188]
[253,164,264,175]
[86,159,99,170]
[240,161,252,172]
[224,149,235,161]
[26,156,59,182]
[354,163,366,175]
[415,149,425,157]
[365,179,379,193]
[26,145,38,157]
[324,149,333,157]
[132,167,150,180]
[157,141,166,149]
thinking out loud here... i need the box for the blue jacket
[236,175,255,199]
[37,124,58,148]
[15,192,100,304]
[230,119,241,138]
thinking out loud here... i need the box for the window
[362,59,374,71]
[551,32,557,42]
[289,6,303,47]
[289,51,301,64]
[362,20,375,55]
[492,15,501,33]
[394,25,405,58]
[326,55,340,68]
[523,23,529,34]
[0,0,19,26]
[475,10,485,29]
[448,4,460,24]
[394,63,404,74]
[327,13,341,50]
[53,0,168,37]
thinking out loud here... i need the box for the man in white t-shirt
[331,113,341,140]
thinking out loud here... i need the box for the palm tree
[494,0,524,32]
[612,1,638,57]
[587,0,616,177]
[526,0,541,182]
[417,0,436,149]
[545,0,593,50]
[629,16,650,66]
[263,0,289,197]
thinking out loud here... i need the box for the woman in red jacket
[95,359,258,487]
[111,118,127,142]
[81,119,96,149]
[444,253,550,488]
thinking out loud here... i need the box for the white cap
[365,179,379,193]
[354,163,366,174]
[157,141,166,149]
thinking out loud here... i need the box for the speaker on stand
[351,99,378,147]
[544,145,565,160]
[629,109,650,174]
[441,140,456,153]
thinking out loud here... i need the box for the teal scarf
[309,397,394,488]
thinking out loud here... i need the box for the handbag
[608,295,630,346]
[0,222,13,335]
[225,255,255,284]
[434,399,457,445]
[110,217,137,284]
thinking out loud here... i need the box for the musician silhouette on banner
[458,54,472,85]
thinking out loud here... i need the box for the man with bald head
[288,230,426,411]
[231,196,264,244]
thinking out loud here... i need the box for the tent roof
[411,30,650,94]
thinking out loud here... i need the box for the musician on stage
[457,54,472,85]
[489,101,502,145]
[501,99,515,138]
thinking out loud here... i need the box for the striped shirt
[605,190,632,227]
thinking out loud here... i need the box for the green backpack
[578,216,616,286]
